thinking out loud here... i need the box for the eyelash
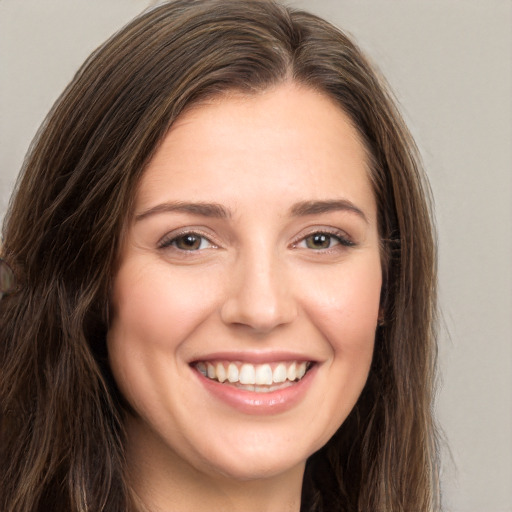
[292,229,355,252]
[158,229,354,253]
[157,230,217,252]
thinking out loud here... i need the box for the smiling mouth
[193,360,313,392]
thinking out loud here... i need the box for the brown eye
[304,233,339,250]
[174,234,203,250]
[158,232,215,252]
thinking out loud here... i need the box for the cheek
[301,255,382,353]
[106,261,223,410]
[109,261,221,351]
[288,254,381,446]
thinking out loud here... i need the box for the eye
[159,232,215,251]
[303,233,339,250]
[297,231,354,250]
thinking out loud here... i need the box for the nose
[220,249,297,334]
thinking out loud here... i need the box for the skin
[107,83,382,512]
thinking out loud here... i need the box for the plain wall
[1,1,511,510]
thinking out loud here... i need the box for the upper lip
[188,350,318,365]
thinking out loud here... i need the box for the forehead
[135,84,376,221]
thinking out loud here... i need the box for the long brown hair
[0,1,440,510]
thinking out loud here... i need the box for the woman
[0,1,440,510]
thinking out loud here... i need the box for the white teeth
[287,362,297,381]
[227,363,239,383]
[273,363,287,383]
[216,363,227,383]
[197,360,311,387]
[239,364,256,384]
[255,364,273,385]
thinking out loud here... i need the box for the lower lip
[193,364,317,415]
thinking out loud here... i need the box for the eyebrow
[290,199,368,223]
[135,201,231,221]
[135,199,367,223]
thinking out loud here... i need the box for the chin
[203,449,307,482]
[185,424,325,483]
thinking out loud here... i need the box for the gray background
[1,1,511,510]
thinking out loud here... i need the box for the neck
[125,416,305,512]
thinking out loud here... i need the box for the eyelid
[290,227,355,250]
[157,228,219,250]
[156,226,355,253]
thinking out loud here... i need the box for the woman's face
[107,84,382,483]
